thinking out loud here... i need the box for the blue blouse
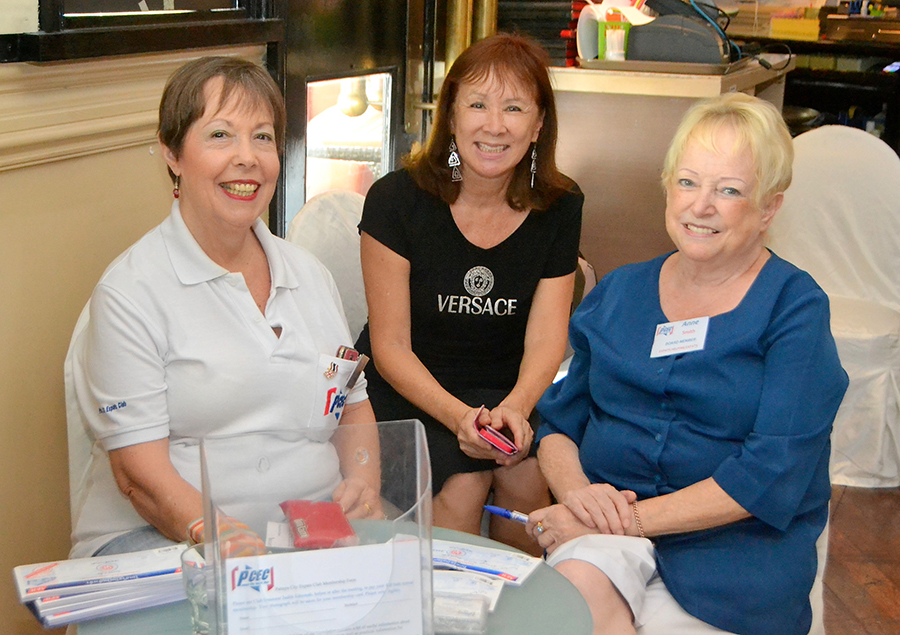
[537,252,848,635]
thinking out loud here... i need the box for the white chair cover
[807,518,829,635]
[768,125,900,487]
[286,190,368,342]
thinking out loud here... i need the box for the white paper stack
[432,539,541,586]
[13,544,187,627]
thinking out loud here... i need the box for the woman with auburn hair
[356,33,583,554]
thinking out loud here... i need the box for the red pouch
[279,500,359,549]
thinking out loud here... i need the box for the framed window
[1,0,283,63]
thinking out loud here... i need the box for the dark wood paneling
[2,19,283,64]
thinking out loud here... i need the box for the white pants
[547,534,738,635]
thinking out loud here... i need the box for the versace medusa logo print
[463,266,494,297]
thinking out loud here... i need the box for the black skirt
[362,363,538,496]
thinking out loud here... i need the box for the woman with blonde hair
[528,93,847,634]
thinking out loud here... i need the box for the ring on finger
[535,521,545,535]
[364,503,371,515]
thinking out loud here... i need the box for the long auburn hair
[405,33,574,211]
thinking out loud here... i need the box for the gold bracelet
[632,502,645,539]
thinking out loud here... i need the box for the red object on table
[279,500,359,550]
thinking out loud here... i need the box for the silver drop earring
[449,137,462,182]
[530,145,538,189]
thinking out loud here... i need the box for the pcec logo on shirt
[324,387,347,420]
[231,565,275,592]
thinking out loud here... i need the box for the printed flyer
[225,538,424,634]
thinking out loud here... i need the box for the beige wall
[0,0,38,34]
[0,45,264,635]
[1,144,172,635]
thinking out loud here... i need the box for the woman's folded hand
[455,405,530,466]
[456,405,500,460]
[486,404,534,462]
[561,483,637,535]
[526,504,597,554]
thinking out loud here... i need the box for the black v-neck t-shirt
[358,169,583,393]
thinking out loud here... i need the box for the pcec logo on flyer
[231,565,275,592]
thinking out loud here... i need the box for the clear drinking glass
[181,545,211,635]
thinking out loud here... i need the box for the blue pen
[483,505,529,524]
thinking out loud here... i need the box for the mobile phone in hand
[477,425,519,455]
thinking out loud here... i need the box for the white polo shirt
[70,202,367,557]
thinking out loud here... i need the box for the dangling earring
[530,145,538,189]
[448,137,462,183]
[173,175,180,199]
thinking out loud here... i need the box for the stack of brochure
[13,544,187,628]
[432,539,541,586]
[431,539,542,632]
[14,538,541,628]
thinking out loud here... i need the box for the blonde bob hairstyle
[661,93,793,208]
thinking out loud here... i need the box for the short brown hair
[158,56,286,183]
[406,33,573,211]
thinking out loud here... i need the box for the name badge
[650,316,710,358]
